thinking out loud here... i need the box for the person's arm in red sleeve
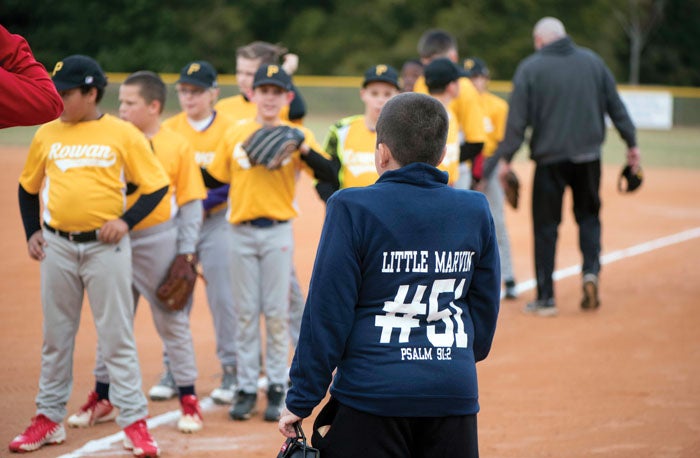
[0,25,63,128]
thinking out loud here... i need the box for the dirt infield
[1,144,699,457]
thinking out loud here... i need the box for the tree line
[3,0,698,86]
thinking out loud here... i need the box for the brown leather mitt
[503,169,520,209]
[156,253,198,311]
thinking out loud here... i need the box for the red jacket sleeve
[0,25,63,128]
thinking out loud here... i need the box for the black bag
[277,423,320,458]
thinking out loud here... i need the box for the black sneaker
[504,279,518,299]
[229,391,257,421]
[263,384,285,422]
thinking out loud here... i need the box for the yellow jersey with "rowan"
[127,126,207,231]
[19,114,169,232]
[207,119,326,224]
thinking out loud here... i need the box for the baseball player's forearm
[286,197,360,416]
[121,185,168,229]
[315,180,339,203]
[200,167,227,189]
[202,184,229,211]
[176,199,203,254]
[301,148,340,186]
[459,141,484,163]
[18,184,41,240]
[0,26,63,128]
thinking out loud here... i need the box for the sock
[178,385,195,398]
[95,381,110,400]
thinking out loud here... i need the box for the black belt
[43,222,99,243]
[238,218,289,228]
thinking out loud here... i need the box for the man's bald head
[533,17,566,50]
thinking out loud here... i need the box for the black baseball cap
[463,57,490,77]
[253,64,292,91]
[177,60,218,88]
[363,64,400,90]
[424,58,466,90]
[51,55,107,91]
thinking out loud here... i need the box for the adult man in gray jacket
[483,17,642,316]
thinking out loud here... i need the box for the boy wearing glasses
[157,62,240,406]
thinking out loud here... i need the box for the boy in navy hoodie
[279,92,500,458]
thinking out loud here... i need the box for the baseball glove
[156,253,198,311]
[503,169,520,209]
[618,164,643,193]
[242,125,305,170]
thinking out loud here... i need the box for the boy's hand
[278,407,302,438]
[27,230,47,261]
[99,218,129,244]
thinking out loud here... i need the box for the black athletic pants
[532,159,601,301]
[311,398,479,458]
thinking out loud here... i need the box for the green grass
[2,84,698,169]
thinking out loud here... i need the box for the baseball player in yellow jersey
[160,61,240,405]
[314,64,401,202]
[13,55,166,457]
[67,71,208,434]
[465,57,518,299]
[214,41,308,377]
[413,29,486,190]
[215,41,306,124]
[204,65,337,423]
[423,58,464,185]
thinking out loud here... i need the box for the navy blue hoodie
[286,163,500,418]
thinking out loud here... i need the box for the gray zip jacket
[484,36,636,177]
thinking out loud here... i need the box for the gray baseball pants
[37,230,148,428]
[229,222,293,393]
[94,221,198,387]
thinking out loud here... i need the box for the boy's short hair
[123,71,167,114]
[376,92,448,167]
[417,29,457,60]
[237,41,287,65]
[424,57,466,94]
[253,64,292,91]
[363,65,400,90]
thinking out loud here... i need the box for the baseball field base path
[1,146,699,457]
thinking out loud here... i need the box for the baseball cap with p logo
[51,55,108,91]
[176,60,218,88]
[463,57,490,78]
[362,64,400,90]
[253,64,292,91]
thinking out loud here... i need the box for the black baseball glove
[243,125,305,170]
[618,164,643,193]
